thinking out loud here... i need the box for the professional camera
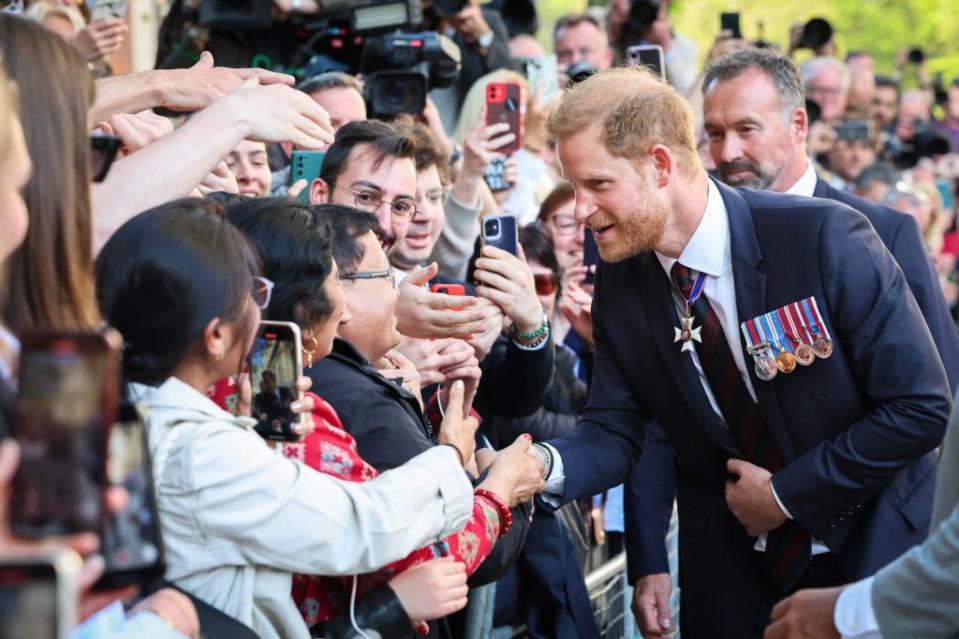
[289,0,462,116]
[888,121,954,169]
[360,31,461,116]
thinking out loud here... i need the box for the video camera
[887,121,954,169]
[198,0,461,118]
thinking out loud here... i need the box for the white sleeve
[193,432,473,576]
[834,577,883,639]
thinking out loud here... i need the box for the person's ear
[310,177,330,205]
[793,107,809,143]
[202,317,228,362]
[649,144,674,187]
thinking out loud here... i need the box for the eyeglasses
[806,85,844,97]
[340,268,396,287]
[548,214,584,237]
[332,184,418,220]
[534,273,559,296]
[417,187,451,207]
[252,276,274,310]
[90,133,121,183]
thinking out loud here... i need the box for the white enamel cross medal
[674,308,702,353]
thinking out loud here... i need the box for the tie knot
[670,262,696,299]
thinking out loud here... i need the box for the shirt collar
[656,178,727,278]
[129,376,255,429]
[784,159,819,197]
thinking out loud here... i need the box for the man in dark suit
[253,370,295,429]
[624,48,959,637]
[533,66,952,638]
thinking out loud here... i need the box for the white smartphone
[0,549,82,639]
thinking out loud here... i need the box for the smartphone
[289,150,326,204]
[481,215,518,257]
[91,0,128,21]
[626,44,666,80]
[250,321,304,442]
[431,283,466,311]
[524,54,559,104]
[835,120,873,142]
[11,331,121,538]
[96,403,165,590]
[486,82,522,155]
[583,229,599,285]
[0,550,82,639]
[720,12,742,39]
[483,156,512,193]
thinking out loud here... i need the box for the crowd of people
[0,0,958,638]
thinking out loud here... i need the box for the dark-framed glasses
[252,276,275,310]
[90,133,121,183]
[332,183,418,220]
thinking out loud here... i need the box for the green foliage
[532,0,959,84]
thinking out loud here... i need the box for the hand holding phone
[431,284,467,312]
[481,215,518,257]
[720,12,742,40]
[483,156,513,193]
[289,150,326,204]
[486,82,522,155]
[0,549,82,639]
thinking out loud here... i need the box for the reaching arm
[92,81,332,251]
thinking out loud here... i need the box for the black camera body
[360,31,461,117]
[627,0,661,33]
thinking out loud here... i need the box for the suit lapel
[718,182,798,461]
[638,252,740,456]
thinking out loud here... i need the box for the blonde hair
[25,2,86,34]
[452,69,528,146]
[546,66,699,174]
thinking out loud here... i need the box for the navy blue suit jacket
[624,180,959,590]
[548,180,952,637]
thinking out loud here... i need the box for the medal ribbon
[800,298,827,340]
[780,305,807,346]
[679,271,708,310]
[759,313,785,356]
[743,318,763,354]
[769,312,795,354]
[754,315,774,355]
[808,297,833,341]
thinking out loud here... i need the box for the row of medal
[740,297,834,381]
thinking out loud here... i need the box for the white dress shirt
[544,179,828,554]
[129,377,473,639]
[784,159,820,198]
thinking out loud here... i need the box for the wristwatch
[530,443,553,479]
[478,30,494,49]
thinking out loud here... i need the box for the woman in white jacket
[94,198,487,639]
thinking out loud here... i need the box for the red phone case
[431,283,466,311]
[486,82,522,155]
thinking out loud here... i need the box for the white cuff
[834,576,883,639]
[770,479,794,519]
[539,442,566,507]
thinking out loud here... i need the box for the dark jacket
[307,339,531,619]
[625,178,959,588]
[551,181,950,638]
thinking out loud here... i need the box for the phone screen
[0,563,57,639]
[12,339,113,536]
[98,407,163,588]
[250,324,302,441]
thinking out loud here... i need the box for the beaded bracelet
[510,308,549,342]
[474,488,513,537]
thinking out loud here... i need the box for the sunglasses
[534,273,559,296]
[90,134,121,183]
[252,276,275,310]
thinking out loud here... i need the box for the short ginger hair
[546,66,699,174]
